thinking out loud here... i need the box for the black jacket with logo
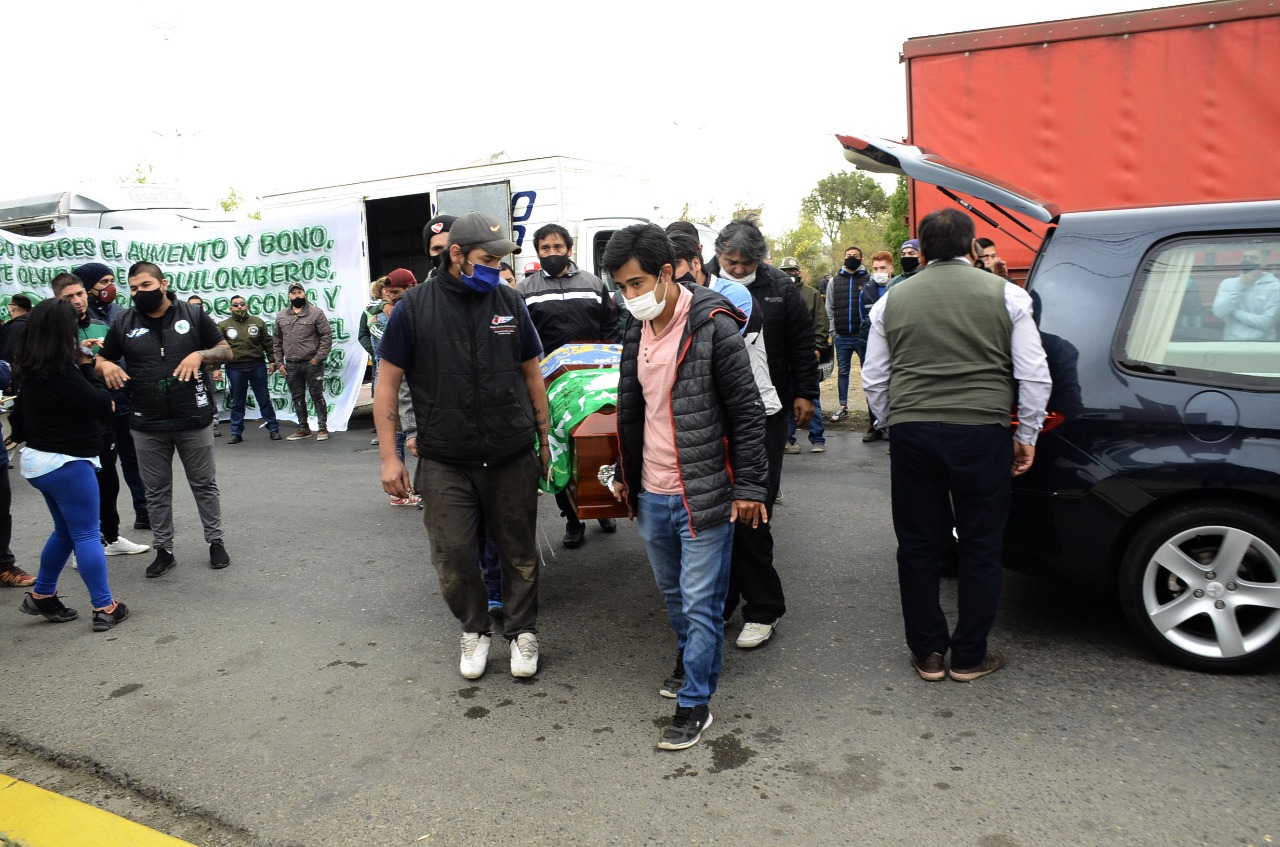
[101,297,223,431]
[743,263,821,407]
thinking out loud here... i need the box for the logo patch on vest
[174,319,191,335]
[226,327,239,340]
[764,296,784,303]
[126,327,150,339]
[491,314,516,335]
[248,325,259,336]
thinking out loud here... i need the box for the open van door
[835,133,1061,225]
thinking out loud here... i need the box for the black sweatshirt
[17,364,112,457]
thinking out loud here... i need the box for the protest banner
[0,203,368,430]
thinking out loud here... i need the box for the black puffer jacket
[616,285,769,535]
[708,259,820,406]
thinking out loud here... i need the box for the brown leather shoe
[911,652,946,681]
[949,650,1006,682]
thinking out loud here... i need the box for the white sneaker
[68,552,77,571]
[510,632,540,678]
[459,632,491,679]
[736,621,777,649]
[104,535,152,556]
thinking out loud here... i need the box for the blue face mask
[460,262,502,293]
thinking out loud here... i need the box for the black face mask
[787,272,802,284]
[540,254,570,277]
[843,256,862,272]
[675,271,697,285]
[900,256,920,274]
[290,297,307,308]
[429,253,444,270]
[132,288,165,313]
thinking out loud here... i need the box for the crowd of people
[2,206,1050,752]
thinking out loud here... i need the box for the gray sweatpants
[132,424,223,551]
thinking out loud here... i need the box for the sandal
[20,592,79,623]
[0,566,36,588]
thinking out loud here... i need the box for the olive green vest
[881,261,1014,428]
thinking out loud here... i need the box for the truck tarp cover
[906,3,1280,274]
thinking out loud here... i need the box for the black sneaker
[269,430,283,441]
[93,601,130,632]
[658,704,712,750]
[134,511,151,530]
[659,651,685,699]
[598,518,617,533]
[209,541,231,570]
[862,428,885,443]
[145,548,176,578]
[562,522,586,549]
[227,434,243,444]
[20,592,78,623]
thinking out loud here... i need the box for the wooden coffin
[565,407,628,520]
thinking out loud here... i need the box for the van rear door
[836,134,1060,224]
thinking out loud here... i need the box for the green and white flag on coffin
[540,368,619,495]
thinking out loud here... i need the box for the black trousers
[0,456,13,569]
[890,422,1012,668]
[97,431,121,544]
[724,408,788,624]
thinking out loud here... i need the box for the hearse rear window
[1118,235,1280,389]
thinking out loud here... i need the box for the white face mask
[627,278,668,321]
[872,272,890,284]
[721,267,757,285]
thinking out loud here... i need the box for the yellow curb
[0,774,194,846]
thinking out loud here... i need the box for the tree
[835,215,892,265]
[800,171,889,245]
[771,218,828,281]
[883,175,911,273]
[123,162,158,184]
[219,187,245,213]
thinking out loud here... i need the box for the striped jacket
[516,262,620,357]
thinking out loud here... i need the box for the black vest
[116,299,216,431]
[400,274,535,466]
[829,269,866,337]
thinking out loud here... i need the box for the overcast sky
[4,0,1165,234]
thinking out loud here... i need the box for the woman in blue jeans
[604,224,769,751]
[12,299,129,632]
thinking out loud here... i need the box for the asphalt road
[1,421,1277,847]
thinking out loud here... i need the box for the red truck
[901,0,1280,280]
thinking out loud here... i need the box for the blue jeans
[834,334,859,407]
[787,395,825,445]
[636,491,734,708]
[226,363,279,436]
[28,460,114,609]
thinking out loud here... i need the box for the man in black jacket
[605,223,767,750]
[825,246,868,423]
[517,223,620,548]
[375,211,551,681]
[99,262,233,577]
[711,220,819,649]
[73,263,150,528]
